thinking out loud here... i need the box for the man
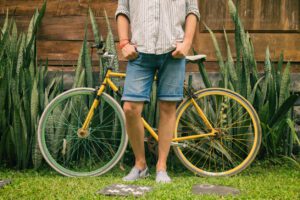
[115,0,200,183]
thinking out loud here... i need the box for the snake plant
[0,1,64,169]
[195,0,299,158]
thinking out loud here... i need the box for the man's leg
[123,101,147,170]
[156,101,177,171]
[155,53,185,183]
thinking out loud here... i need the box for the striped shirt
[115,0,200,55]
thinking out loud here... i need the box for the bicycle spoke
[175,90,260,176]
[40,89,126,176]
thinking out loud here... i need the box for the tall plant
[0,1,64,169]
[196,0,299,158]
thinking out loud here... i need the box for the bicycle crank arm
[171,142,188,148]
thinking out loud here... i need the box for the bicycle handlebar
[90,41,117,67]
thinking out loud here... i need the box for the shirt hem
[136,47,176,55]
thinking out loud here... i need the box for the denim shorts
[121,51,186,103]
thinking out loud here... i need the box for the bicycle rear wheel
[38,87,128,177]
[174,88,261,176]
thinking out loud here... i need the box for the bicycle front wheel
[38,87,128,177]
[174,88,261,176]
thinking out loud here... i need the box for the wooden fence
[0,0,299,73]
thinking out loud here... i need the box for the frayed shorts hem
[121,95,150,103]
[157,95,183,102]
[121,95,184,103]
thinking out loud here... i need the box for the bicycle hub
[77,128,90,138]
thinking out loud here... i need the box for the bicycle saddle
[185,54,206,63]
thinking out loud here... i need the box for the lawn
[0,162,299,200]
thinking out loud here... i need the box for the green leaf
[286,118,300,145]
[26,9,39,46]
[1,9,9,34]
[104,10,119,73]
[83,21,93,88]
[31,78,39,130]
[32,116,43,169]
[16,33,26,81]
[73,44,84,88]
[249,76,264,104]
[204,23,225,77]
[269,94,298,127]
[223,29,238,87]
[78,69,86,87]
[89,8,100,44]
[279,62,291,107]
[260,47,272,105]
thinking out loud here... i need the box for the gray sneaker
[156,170,171,183]
[122,166,150,181]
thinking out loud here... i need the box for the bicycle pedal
[171,142,188,148]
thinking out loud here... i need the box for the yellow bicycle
[38,43,262,177]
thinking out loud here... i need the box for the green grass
[0,162,299,200]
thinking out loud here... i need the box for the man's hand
[172,13,197,59]
[171,41,192,58]
[122,44,139,60]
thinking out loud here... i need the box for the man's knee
[123,102,144,118]
[159,101,177,115]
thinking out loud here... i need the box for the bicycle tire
[173,88,262,176]
[38,87,128,177]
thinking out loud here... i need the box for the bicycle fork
[78,69,122,137]
[76,81,107,138]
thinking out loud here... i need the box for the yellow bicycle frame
[81,69,217,142]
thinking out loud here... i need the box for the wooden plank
[0,0,60,16]
[199,0,299,32]
[2,1,299,42]
[46,63,206,73]
[46,62,300,73]
[2,0,299,32]
[0,15,117,41]
[193,33,300,61]
[0,0,118,17]
[0,15,30,31]
[36,33,300,63]
[37,16,116,40]
[0,0,300,32]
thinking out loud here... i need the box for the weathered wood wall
[0,0,299,73]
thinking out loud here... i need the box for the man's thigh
[157,55,186,102]
[121,53,157,103]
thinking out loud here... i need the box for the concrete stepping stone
[97,184,152,197]
[0,180,11,189]
[192,184,240,196]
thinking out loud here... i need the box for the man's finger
[132,51,138,57]
[173,49,185,58]
[173,51,185,58]
[132,52,139,59]
[122,51,129,59]
[172,50,179,57]
[127,51,138,60]
[128,51,136,58]
[174,55,183,58]
[128,55,136,60]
